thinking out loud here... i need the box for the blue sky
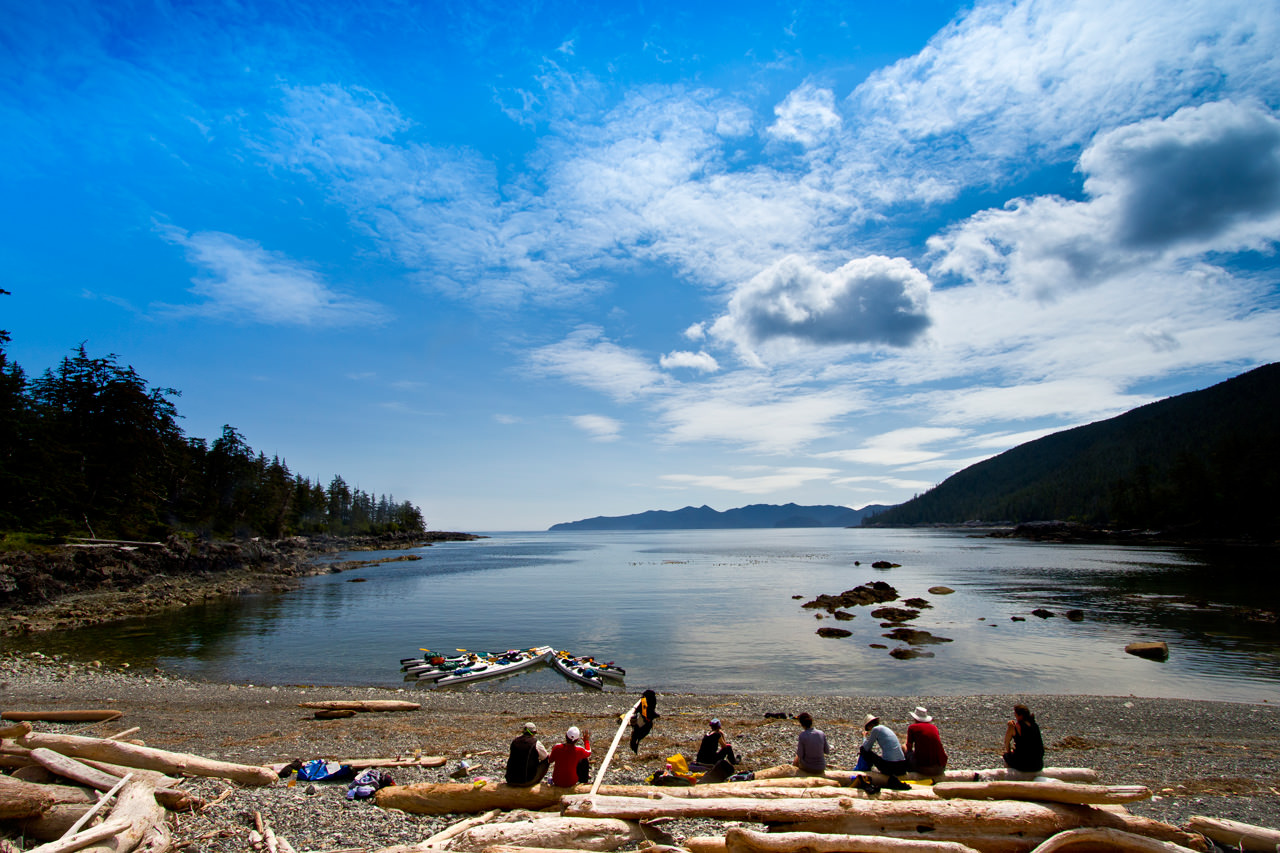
[3,0,1279,531]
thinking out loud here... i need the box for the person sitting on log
[1003,704,1045,773]
[693,718,739,769]
[904,706,948,780]
[791,712,829,774]
[505,721,549,787]
[860,713,911,788]
[548,725,591,787]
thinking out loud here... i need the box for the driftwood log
[447,816,647,852]
[1185,815,1280,851]
[313,710,359,719]
[23,776,165,853]
[751,765,1099,785]
[1,710,123,723]
[1,721,34,739]
[296,700,421,712]
[726,827,982,853]
[562,795,1205,853]
[1026,827,1201,852]
[15,804,95,842]
[0,775,60,819]
[28,747,202,811]
[932,780,1151,805]
[18,731,278,786]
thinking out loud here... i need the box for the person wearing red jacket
[548,726,591,787]
[905,706,948,779]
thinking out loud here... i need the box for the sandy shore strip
[2,651,1278,852]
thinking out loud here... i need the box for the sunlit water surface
[16,529,1278,701]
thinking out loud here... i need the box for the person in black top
[694,718,738,768]
[1002,704,1045,772]
[629,689,659,753]
[505,721,550,787]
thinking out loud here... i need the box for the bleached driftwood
[562,795,1206,853]
[1185,815,1280,851]
[104,728,141,741]
[448,817,646,852]
[16,804,95,842]
[2,710,123,723]
[1,721,34,738]
[29,747,201,811]
[296,700,421,712]
[0,775,95,819]
[932,780,1151,805]
[417,809,503,848]
[23,776,164,853]
[685,838,726,853]
[18,730,278,786]
[725,827,982,853]
[750,765,1099,785]
[1026,827,1201,852]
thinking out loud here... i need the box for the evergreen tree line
[867,363,1280,537]
[0,329,425,541]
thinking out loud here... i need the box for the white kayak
[551,652,604,689]
[430,646,554,687]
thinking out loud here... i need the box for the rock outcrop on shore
[0,531,478,636]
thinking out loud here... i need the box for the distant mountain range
[866,363,1280,537]
[549,502,891,531]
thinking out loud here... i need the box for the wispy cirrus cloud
[661,466,840,494]
[155,225,385,326]
[571,414,623,441]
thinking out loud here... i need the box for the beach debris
[1,710,123,723]
[1186,815,1280,851]
[1124,641,1170,661]
[932,779,1152,805]
[17,730,279,786]
[724,826,981,853]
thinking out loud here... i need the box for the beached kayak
[551,652,604,689]
[430,646,554,687]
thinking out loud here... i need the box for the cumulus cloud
[931,101,1280,297]
[768,83,841,146]
[660,350,719,372]
[712,255,932,351]
[572,414,622,441]
[155,226,385,326]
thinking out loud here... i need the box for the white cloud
[572,414,622,441]
[820,427,967,466]
[661,466,839,494]
[526,326,666,402]
[656,383,859,454]
[712,255,932,353]
[768,83,841,146]
[155,226,385,326]
[660,350,719,372]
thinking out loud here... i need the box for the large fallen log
[1026,827,1200,852]
[725,827,982,853]
[1,721,34,738]
[18,731,278,786]
[296,700,421,712]
[2,710,123,723]
[21,777,163,853]
[1185,815,1280,851]
[15,804,94,842]
[0,775,59,819]
[561,795,1205,853]
[932,780,1151,805]
[448,817,646,852]
[29,747,202,811]
[750,765,1099,785]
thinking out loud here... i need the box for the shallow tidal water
[18,528,1279,702]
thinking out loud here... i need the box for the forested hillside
[0,325,424,541]
[866,364,1279,537]
[550,502,890,530]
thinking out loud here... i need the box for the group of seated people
[505,700,1045,789]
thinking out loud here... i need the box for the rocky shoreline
[2,652,1278,852]
[0,532,479,637]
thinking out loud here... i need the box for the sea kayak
[430,646,554,687]
[551,652,604,689]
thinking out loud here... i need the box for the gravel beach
[3,651,1278,852]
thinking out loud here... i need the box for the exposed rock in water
[791,595,804,599]
[1067,609,1085,622]
[1032,608,1055,619]
[883,627,954,645]
[1125,641,1170,661]
[832,610,856,621]
[1011,616,1026,622]
[868,643,888,649]
[903,597,932,609]
[928,586,955,595]
[871,560,901,569]
[889,647,935,660]
[869,606,920,623]
[816,627,852,638]
[801,581,898,612]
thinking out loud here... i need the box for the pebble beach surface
[3,652,1279,852]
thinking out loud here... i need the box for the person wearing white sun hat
[905,706,948,780]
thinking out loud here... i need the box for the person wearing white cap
[505,721,550,787]
[548,725,592,787]
[859,712,910,788]
[905,706,948,780]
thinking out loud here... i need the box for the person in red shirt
[547,726,591,787]
[905,706,948,779]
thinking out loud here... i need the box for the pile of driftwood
[370,764,1280,853]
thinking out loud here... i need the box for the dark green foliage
[0,339,426,540]
[867,364,1280,538]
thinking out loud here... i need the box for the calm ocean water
[16,529,1279,702]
